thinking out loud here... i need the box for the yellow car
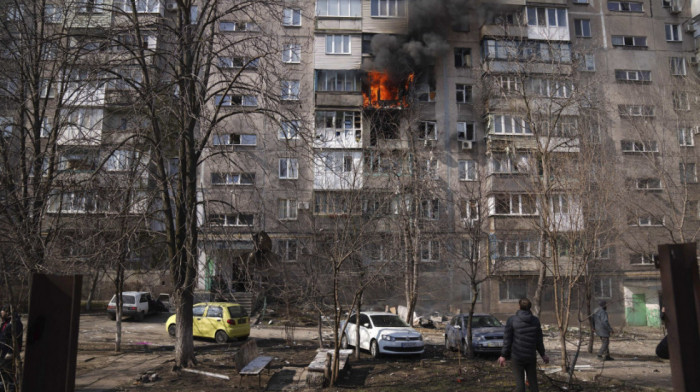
[166,302,250,343]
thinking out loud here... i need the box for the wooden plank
[234,339,259,371]
[239,356,273,375]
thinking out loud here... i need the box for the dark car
[444,313,505,354]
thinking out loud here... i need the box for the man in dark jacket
[498,298,549,392]
[592,300,614,360]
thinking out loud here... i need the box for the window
[278,239,298,261]
[218,56,259,70]
[365,243,388,262]
[212,133,257,146]
[342,155,353,172]
[417,121,437,140]
[614,69,651,82]
[527,78,573,98]
[611,35,647,47]
[574,19,591,37]
[490,115,532,135]
[315,70,360,92]
[371,0,407,17]
[62,108,103,132]
[206,306,222,318]
[215,94,257,107]
[607,2,643,12]
[41,117,52,137]
[315,111,361,141]
[672,91,690,111]
[209,213,254,227]
[279,121,300,140]
[665,24,682,42]
[314,192,351,215]
[77,0,103,14]
[494,194,537,215]
[680,163,697,183]
[630,253,657,265]
[594,278,613,298]
[498,238,538,258]
[278,199,298,220]
[595,239,612,259]
[678,128,695,146]
[499,280,527,301]
[211,172,255,185]
[219,21,259,32]
[420,199,439,220]
[48,192,99,213]
[458,160,477,181]
[670,57,687,76]
[420,240,440,262]
[282,44,301,63]
[457,122,475,141]
[316,0,362,17]
[621,140,658,153]
[483,40,572,63]
[491,154,530,174]
[281,80,300,100]
[45,5,63,23]
[580,53,596,71]
[0,117,12,137]
[527,7,567,27]
[122,0,160,13]
[634,215,664,226]
[279,158,299,179]
[325,35,351,54]
[636,178,662,190]
[454,48,472,68]
[618,105,654,117]
[456,84,472,103]
[282,8,301,26]
[461,200,479,223]
[415,80,436,102]
[105,150,140,171]
[423,158,438,179]
[498,76,522,94]
[40,79,55,98]
[551,194,570,215]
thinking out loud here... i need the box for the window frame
[282,43,302,63]
[456,84,473,104]
[665,24,682,42]
[282,8,302,26]
[678,128,695,147]
[594,277,613,298]
[370,0,407,18]
[278,158,299,179]
[611,35,647,47]
[325,34,351,54]
[278,198,298,220]
[499,279,527,301]
[670,57,687,76]
[574,19,592,38]
[607,1,644,12]
[458,160,477,181]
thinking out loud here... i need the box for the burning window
[363,71,413,108]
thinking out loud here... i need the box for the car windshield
[370,315,410,328]
[228,306,247,318]
[471,315,502,327]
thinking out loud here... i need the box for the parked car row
[106,291,167,321]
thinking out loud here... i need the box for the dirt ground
[72,312,672,392]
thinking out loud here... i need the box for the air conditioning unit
[461,140,473,150]
[166,2,178,11]
[297,201,310,210]
[670,0,682,14]
[690,57,698,66]
[424,139,435,147]
[685,23,695,33]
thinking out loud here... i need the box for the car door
[192,304,206,337]
[358,314,372,350]
[344,316,357,346]
[200,305,225,338]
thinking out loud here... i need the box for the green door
[627,293,648,326]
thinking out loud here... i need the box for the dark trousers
[511,360,539,392]
[598,336,610,357]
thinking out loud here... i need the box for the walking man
[498,298,549,392]
[593,300,614,360]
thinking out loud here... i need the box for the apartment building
[192,0,698,326]
[0,1,697,326]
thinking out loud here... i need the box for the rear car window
[228,306,247,318]
[121,295,135,304]
[207,306,223,318]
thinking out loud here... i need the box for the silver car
[445,313,505,354]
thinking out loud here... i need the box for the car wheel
[370,340,380,359]
[167,324,176,337]
[135,311,145,321]
[108,313,116,321]
[341,335,349,349]
[237,334,249,341]
[215,330,229,343]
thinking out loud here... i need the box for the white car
[340,311,424,358]
[106,291,156,321]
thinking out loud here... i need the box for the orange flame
[363,71,414,108]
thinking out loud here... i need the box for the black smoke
[368,0,471,82]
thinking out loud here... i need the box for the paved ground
[72,313,672,391]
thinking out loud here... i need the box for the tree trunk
[531,262,547,317]
[465,283,479,358]
[354,292,362,360]
[585,286,595,353]
[318,312,323,349]
[86,271,101,312]
[174,287,196,368]
[114,263,124,352]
